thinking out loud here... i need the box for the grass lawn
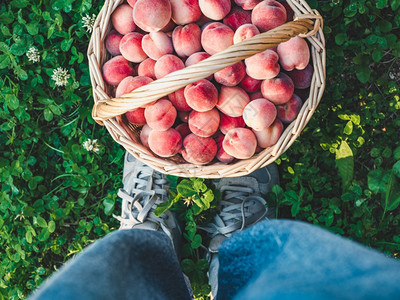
[0,0,399,299]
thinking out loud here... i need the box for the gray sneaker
[203,164,279,298]
[113,152,181,251]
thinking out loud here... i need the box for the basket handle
[93,18,320,124]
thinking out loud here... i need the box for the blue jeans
[29,220,400,300]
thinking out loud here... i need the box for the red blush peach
[199,0,231,21]
[234,0,262,10]
[223,128,257,159]
[251,0,287,32]
[201,22,234,55]
[137,58,156,80]
[170,0,202,25]
[182,134,217,165]
[217,86,250,117]
[233,24,260,44]
[261,72,294,105]
[252,119,283,148]
[286,64,313,89]
[277,36,310,71]
[142,32,173,60]
[126,108,146,126]
[116,76,153,98]
[119,32,148,63]
[172,24,202,58]
[240,75,262,93]
[184,79,218,112]
[111,4,136,35]
[169,88,192,112]
[276,94,303,124]
[214,62,246,87]
[154,55,185,79]
[133,0,172,32]
[243,98,277,131]
[245,49,280,80]
[215,134,234,163]
[102,56,134,86]
[219,114,245,135]
[188,109,220,137]
[223,7,251,31]
[105,30,123,56]
[148,128,182,157]
[144,99,177,131]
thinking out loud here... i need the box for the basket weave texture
[88,0,326,178]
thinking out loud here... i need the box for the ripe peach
[214,62,246,87]
[169,88,192,112]
[249,91,263,100]
[201,22,234,55]
[116,76,153,98]
[234,0,262,10]
[251,0,287,32]
[172,24,202,58]
[184,79,218,112]
[243,98,277,131]
[140,124,152,148]
[170,0,202,25]
[199,0,231,20]
[240,75,262,93]
[217,86,250,117]
[277,36,310,71]
[188,109,220,137]
[181,134,217,164]
[102,56,134,86]
[142,32,173,60]
[223,7,251,31]
[260,72,294,105]
[245,49,280,80]
[175,123,192,139]
[111,4,136,35]
[148,128,182,157]
[154,54,185,79]
[133,0,172,32]
[105,30,123,56]
[215,134,234,163]
[276,94,303,124]
[252,119,283,148]
[219,114,245,135]
[223,128,257,159]
[233,24,260,44]
[144,99,177,130]
[278,0,294,21]
[286,64,313,89]
[185,52,213,80]
[137,58,156,80]
[126,108,146,126]
[119,32,148,63]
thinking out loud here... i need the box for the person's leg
[29,229,192,300]
[29,152,192,300]
[216,219,400,300]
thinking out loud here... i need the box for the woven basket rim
[87,0,326,178]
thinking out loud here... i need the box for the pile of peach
[102,0,314,165]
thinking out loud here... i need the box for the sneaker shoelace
[202,185,268,238]
[113,165,169,229]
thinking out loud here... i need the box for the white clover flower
[51,67,70,87]
[26,47,40,63]
[83,139,100,153]
[82,14,96,33]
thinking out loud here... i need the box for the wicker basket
[88,0,326,178]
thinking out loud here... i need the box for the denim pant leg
[217,219,400,300]
[28,229,192,300]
